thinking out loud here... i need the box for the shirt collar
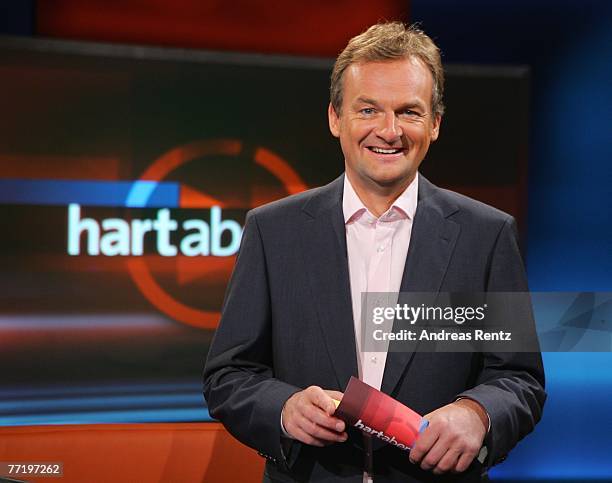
[342,173,419,224]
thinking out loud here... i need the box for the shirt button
[377,245,385,253]
[371,356,378,363]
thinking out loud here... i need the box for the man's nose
[374,113,402,143]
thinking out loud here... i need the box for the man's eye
[359,108,376,115]
[402,109,422,117]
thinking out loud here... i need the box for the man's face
[328,57,441,193]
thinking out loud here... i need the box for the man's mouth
[367,146,404,155]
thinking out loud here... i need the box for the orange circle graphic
[126,139,307,329]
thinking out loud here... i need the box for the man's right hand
[281,386,347,446]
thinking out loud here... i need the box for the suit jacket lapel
[382,175,460,396]
[299,176,359,390]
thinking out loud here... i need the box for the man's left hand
[409,399,488,475]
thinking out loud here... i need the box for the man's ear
[328,103,340,138]
[430,113,442,142]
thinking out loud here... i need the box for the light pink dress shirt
[343,174,418,392]
[343,174,418,482]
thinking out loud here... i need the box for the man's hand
[409,399,488,475]
[281,386,347,446]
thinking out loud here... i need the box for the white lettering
[67,204,100,255]
[100,218,130,256]
[153,209,178,256]
[210,206,242,256]
[353,419,413,451]
[474,330,512,341]
[131,219,152,255]
[181,219,210,256]
[67,204,242,257]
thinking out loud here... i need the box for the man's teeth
[369,147,402,154]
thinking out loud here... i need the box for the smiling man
[204,22,545,482]
[328,56,440,217]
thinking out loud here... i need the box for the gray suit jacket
[204,174,546,482]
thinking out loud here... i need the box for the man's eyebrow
[397,101,427,111]
[353,97,428,112]
[354,97,380,106]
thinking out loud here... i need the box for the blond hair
[330,22,445,117]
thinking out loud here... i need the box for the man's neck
[347,173,416,218]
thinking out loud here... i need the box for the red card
[335,376,428,451]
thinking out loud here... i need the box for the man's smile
[366,146,405,155]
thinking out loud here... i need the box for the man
[204,22,545,482]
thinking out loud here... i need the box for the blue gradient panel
[0,381,213,426]
[490,353,612,480]
[533,293,612,352]
[5,408,211,426]
[411,1,612,480]
[0,179,179,208]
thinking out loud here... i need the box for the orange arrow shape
[179,184,224,208]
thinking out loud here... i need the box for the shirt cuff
[454,397,490,465]
[280,411,295,439]
[454,396,491,433]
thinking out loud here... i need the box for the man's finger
[295,414,347,443]
[325,390,344,403]
[289,424,327,447]
[303,403,345,433]
[419,439,449,471]
[454,452,476,473]
[409,425,439,464]
[432,448,461,475]
[307,386,337,414]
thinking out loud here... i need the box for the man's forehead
[342,57,433,104]
[345,56,430,78]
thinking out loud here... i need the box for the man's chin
[368,171,416,190]
[376,177,405,187]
